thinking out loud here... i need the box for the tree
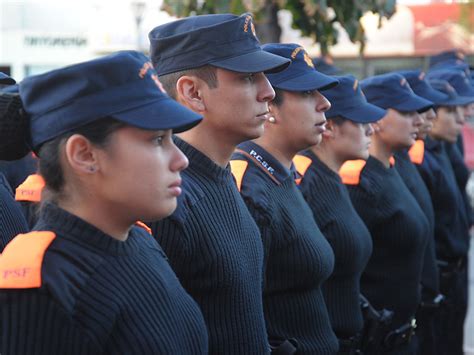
[161,0,397,55]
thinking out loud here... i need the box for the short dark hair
[271,88,286,106]
[38,117,126,201]
[326,115,347,126]
[158,65,218,100]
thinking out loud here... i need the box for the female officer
[416,79,472,355]
[293,75,385,354]
[340,73,433,354]
[230,43,339,354]
[0,51,208,354]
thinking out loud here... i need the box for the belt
[338,334,362,354]
[383,317,417,350]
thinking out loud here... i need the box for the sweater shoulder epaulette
[293,155,313,185]
[339,160,367,185]
[15,174,45,202]
[408,140,425,165]
[0,231,56,289]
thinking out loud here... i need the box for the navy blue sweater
[232,142,338,355]
[344,156,429,329]
[445,142,474,226]
[0,172,28,250]
[416,137,470,261]
[0,202,208,354]
[394,150,439,296]
[151,137,269,354]
[296,151,372,339]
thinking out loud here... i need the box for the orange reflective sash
[229,160,249,192]
[0,231,56,289]
[135,221,152,235]
[408,140,425,165]
[293,155,312,185]
[339,160,366,185]
[15,174,45,202]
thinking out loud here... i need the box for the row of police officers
[0,12,472,355]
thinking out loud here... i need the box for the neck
[369,136,393,168]
[253,135,297,170]
[311,143,345,173]
[177,124,237,168]
[57,193,130,242]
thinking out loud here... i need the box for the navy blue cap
[149,13,290,76]
[262,43,339,91]
[426,69,474,99]
[429,50,466,68]
[19,51,203,149]
[360,73,433,113]
[428,79,474,107]
[312,57,342,75]
[324,75,386,123]
[396,70,449,106]
[0,73,15,85]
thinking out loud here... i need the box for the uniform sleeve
[0,289,98,354]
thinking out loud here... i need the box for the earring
[89,166,96,172]
[268,116,276,123]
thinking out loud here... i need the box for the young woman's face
[97,127,188,222]
[417,108,435,140]
[332,120,374,161]
[272,89,330,151]
[375,109,423,150]
[430,106,463,143]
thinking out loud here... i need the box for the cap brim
[440,95,474,107]
[112,96,203,133]
[271,71,339,92]
[392,95,433,113]
[337,103,387,123]
[0,73,15,85]
[211,49,290,74]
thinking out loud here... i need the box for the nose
[316,92,331,112]
[170,143,189,172]
[257,73,276,103]
[413,112,423,127]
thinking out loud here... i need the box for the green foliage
[161,0,397,55]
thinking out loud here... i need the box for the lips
[256,111,271,120]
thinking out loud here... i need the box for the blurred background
[0,0,472,81]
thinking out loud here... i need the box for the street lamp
[131,1,147,51]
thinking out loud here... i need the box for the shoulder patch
[293,155,313,185]
[0,231,56,289]
[408,140,425,165]
[339,160,367,185]
[15,174,45,202]
[135,221,152,235]
[229,160,249,192]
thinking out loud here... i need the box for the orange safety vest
[292,155,313,185]
[229,160,249,192]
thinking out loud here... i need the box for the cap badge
[243,15,257,37]
[138,61,166,93]
[353,79,359,91]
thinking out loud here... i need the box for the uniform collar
[236,141,294,184]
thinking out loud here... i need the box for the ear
[372,121,382,133]
[176,75,206,113]
[322,119,337,139]
[64,134,99,175]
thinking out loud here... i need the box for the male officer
[148,14,291,354]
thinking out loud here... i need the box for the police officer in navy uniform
[294,75,385,354]
[0,74,29,249]
[148,14,291,354]
[231,43,340,354]
[0,51,209,354]
[340,73,433,354]
[416,78,473,355]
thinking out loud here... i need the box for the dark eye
[243,73,255,82]
[153,135,165,146]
